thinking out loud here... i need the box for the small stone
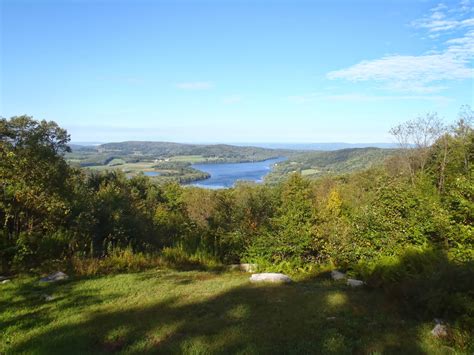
[326,316,337,320]
[42,294,54,301]
[1,279,11,284]
[331,270,346,280]
[347,278,364,287]
[249,273,292,283]
[40,271,68,282]
[431,324,448,338]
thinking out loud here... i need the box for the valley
[67,142,398,187]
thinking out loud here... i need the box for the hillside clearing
[0,269,459,354]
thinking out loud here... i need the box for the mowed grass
[88,161,157,172]
[169,155,208,163]
[0,269,455,354]
[301,168,321,176]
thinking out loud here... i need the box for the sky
[1,0,473,143]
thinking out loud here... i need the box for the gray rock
[431,324,448,338]
[0,276,9,281]
[250,273,292,283]
[346,278,364,287]
[1,279,11,284]
[42,294,54,301]
[331,270,346,280]
[40,271,68,282]
[229,263,258,272]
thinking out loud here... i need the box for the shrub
[161,245,223,271]
[71,246,161,276]
[356,248,474,330]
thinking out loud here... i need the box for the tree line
[1,110,472,271]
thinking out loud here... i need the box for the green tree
[0,116,74,270]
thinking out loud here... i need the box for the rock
[1,279,11,284]
[229,263,258,272]
[431,324,448,338]
[331,270,346,280]
[42,294,54,301]
[326,316,337,320]
[0,276,9,281]
[40,271,68,282]
[249,273,292,283]
[346,278,364,287]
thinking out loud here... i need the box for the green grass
[168,155,207,163]
[301,168,320,176]
[107,158,126,166]
[88,161,157,172]
[0,269,463,354]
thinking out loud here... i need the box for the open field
[0,269,458,354]
[88,161,157,173]
[168,155,209,163]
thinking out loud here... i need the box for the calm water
[190,157,286,189]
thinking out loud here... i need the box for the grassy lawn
[169,155,207,163]
[88,162,157,172]
[0,269,457,354]
[301,168,320,176]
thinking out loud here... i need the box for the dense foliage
[266,147,397,183]
[1,111,473,336]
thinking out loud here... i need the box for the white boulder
[331,270,346,280]
[249,273,292,283]
[40,271,69,282]
[346,278,364,287]
[431,324,448,338]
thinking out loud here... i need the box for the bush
[71,247,161,276]
[356,248,474,330]
[161,245,223,271]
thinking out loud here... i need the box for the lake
[190,157,286,189]
[143,171,161,177]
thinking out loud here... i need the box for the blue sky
[1,0,473,143]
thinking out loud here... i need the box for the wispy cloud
[222,95,242,104]
[175,81,214,90]
[288,93,451,104]
[411,1,473,32]
[326,1,474,93]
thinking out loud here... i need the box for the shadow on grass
[5,249,473,354]
[362,248,474,339]
[7,281,429,353]
[0,277,121,338]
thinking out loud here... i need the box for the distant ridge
[70,141,398,151]
[231,142,398,151]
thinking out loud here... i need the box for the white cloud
[175,82,213,90]
[287,93,451,104]
[432,3,448,12]
[412,1,473,32]
[326,2,474,93]
[327,51,472,93]
[222,95,242,104]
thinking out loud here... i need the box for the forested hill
[68,141,399,182]
[267,147,397,182]
[95,141,293,161]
